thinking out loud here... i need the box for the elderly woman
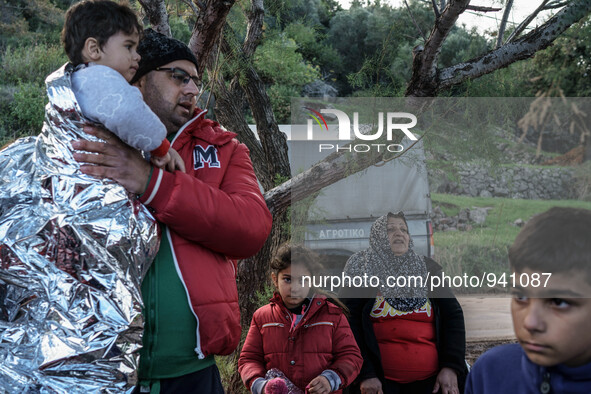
[340,212,467,394]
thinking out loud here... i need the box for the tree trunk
[584,135,591,163]
[138,0,171,36]
[189,0,235,79]
[405,0,470,97]
[496,0,514,48]
[204,2,291,392]
[135,1,591,392]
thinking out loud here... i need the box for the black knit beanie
[131,28,199,84]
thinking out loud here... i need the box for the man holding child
[73,28,273,392]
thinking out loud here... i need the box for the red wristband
[150,139,170,157]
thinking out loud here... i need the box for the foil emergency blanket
[0,64,159,392]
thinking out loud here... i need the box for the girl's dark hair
[270,243,323,276]
[61,0,142,66]
[271,242,349,316]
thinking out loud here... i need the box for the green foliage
[170,15,192,44]
[573,161,591,201]
[255,35,319,86]
[10,82,46,134]
[0,0,65,49]
[274,173,291,186]
[267,84,299,123]
[526,16,591,96]
[0,82,46,143]
[432,193,591,293]
[439,27,490,68]
[284,22,343,79]
[254,34,319,122]
[326,0,433,94]
[0,43,67,86]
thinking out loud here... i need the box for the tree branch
[466,5,502,12]
[506,0,551,43]
[189,0,235,78]
[243,0,264,57]
[439,0,591,90]
[405,0,470,97]
[265,148,387,216]
[496,0,514,49]
[431,0,441,19]
[545,1,569,10]
[138,0,171,37]
[210,6,290,190]
[403,0,427,41]
[264,130,409,215]
[181,0,200,16]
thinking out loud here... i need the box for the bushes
[0,82,47,144]
[11,82,46,132]
[0,43,66,86]
[0,43,64,142]
[254,34,319,123]
[573,161,591,201]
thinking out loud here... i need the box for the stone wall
[432,163,576,200]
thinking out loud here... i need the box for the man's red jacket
[139,109,272,358]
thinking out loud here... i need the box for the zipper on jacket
[540,372,551,394]
[167,227,205,359]
[304,322,334,328]
[171,109,207,146]
[262,323,285,328]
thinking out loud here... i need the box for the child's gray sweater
[71,63,168,155]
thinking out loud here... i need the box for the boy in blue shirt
[466,207,591,393]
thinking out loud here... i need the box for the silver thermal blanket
[0,63,159,392]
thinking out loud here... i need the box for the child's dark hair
[271,242,349,315]
[509,207,591,283]
[61,0,142,66]
[271,243,324,277]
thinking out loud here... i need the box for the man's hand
[166,148,186,173]
[150,148,185,173]
[71,124,151,195]
[432,367,459,394]
[360,377,383,394]
[307,375,331,394]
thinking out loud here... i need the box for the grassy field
[431,193,591,291]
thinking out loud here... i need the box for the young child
[239,243,363,394]
[465,207,591,393]
[62,0,185,171]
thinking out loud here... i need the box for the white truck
[258,125,434,275]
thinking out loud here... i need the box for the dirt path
[457,296,517,365]
[458,296,515,340]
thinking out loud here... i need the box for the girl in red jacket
[239,243,363,394]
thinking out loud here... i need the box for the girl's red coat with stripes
[239,293,363,392]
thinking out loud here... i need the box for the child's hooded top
[466,343,591,393]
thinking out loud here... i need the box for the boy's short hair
[61,0,142,66]
[509,207,591,281]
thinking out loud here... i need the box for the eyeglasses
[155,67,201,89]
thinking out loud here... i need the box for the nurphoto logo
[305,107,418,153]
